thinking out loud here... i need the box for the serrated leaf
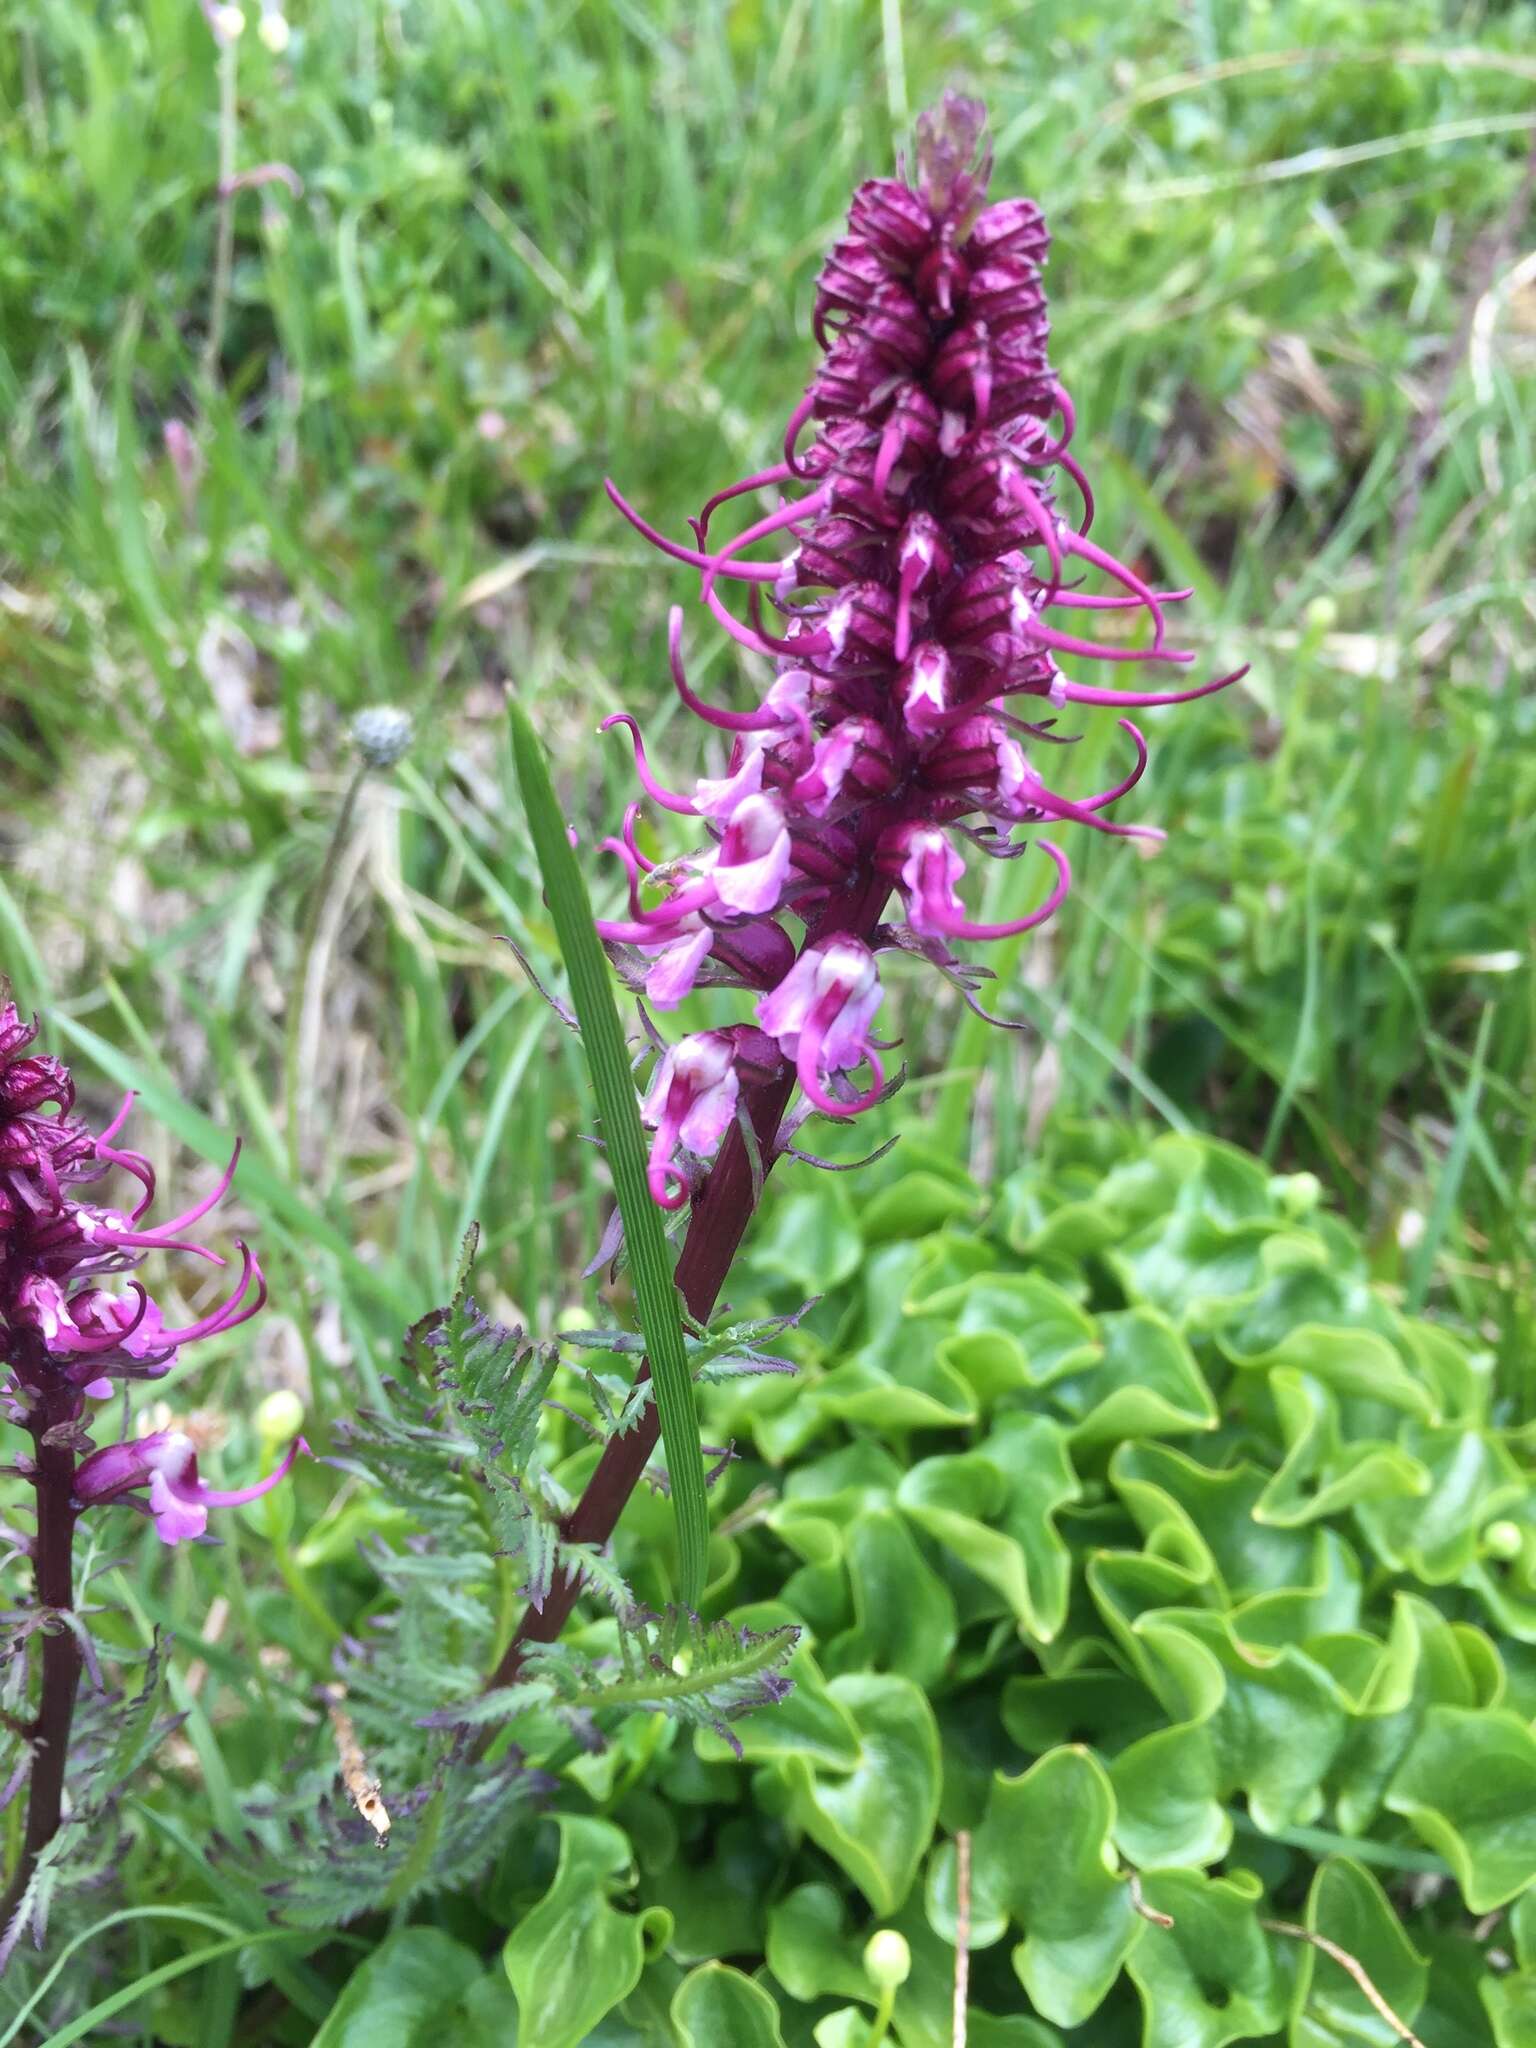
[483,1606,800,1752]
[695,1605,861,1770]
[511,701,708,1604]
[262,1749,546,1927]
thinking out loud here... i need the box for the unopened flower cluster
[0,1005,301,1543]
[603,97,1239,1207]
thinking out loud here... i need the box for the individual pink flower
[755,940,885,1116]
[641,1030,744,1208]
[710,794,793,914]
[74,1429,308,1546]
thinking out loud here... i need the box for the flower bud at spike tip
[600,93,1242,1204]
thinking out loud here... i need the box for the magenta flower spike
[493,97,1244,1695]
[0,1013,274,1419]
[0,999,301,1925]
[601,94,1244,1207]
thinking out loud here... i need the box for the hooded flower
[74,1429,307,1546]
[755,940,886,1116]
[599,95,1243,1203]
[639,1025,782,1208]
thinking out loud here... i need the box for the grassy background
[1,1,1533,1488]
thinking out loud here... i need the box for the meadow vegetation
[1,1,1534,2039]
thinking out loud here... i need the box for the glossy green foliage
[536,1121,1529,2044]
[311,1124,1532,2044]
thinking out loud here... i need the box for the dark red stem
[488,873,890,1687]
[1,1424,81,1931]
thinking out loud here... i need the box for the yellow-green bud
[1484,1520,1524,1562]
[256,1388,305,1446]
[1304,596,1337,633]
[1267,1170,1321,1218]
[863,1929,911,1990]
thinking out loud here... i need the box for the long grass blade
[1405,1002,1493,1314]
[509,701,709,1606]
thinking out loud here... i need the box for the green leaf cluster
[479,1122,1527,2045]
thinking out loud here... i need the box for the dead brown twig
[323,1683,391,1847]
[952,1830,972,2048]
[1263,1918,1426,2048]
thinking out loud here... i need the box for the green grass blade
[509,701,709,1606]
[1404,1002,1493,1315]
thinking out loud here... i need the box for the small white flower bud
[258,10,290,52]
[214,5,246,40]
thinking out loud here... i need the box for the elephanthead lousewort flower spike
[602,96,1245,1207]
[0,1002,304,1535]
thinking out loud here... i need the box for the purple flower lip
[592,94,1243,1204]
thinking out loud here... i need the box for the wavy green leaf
[1289,1857,1428,2048]
[977,1747,1140,2027]
[312,1928,484,2048]
[671,1963,787,2047]
[1126,1867,1284,2048]
[1386,1705,1536,1911]
[898,1415,1078,1641]
[780,1675,942,1916]
[502,1816,669,2048]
